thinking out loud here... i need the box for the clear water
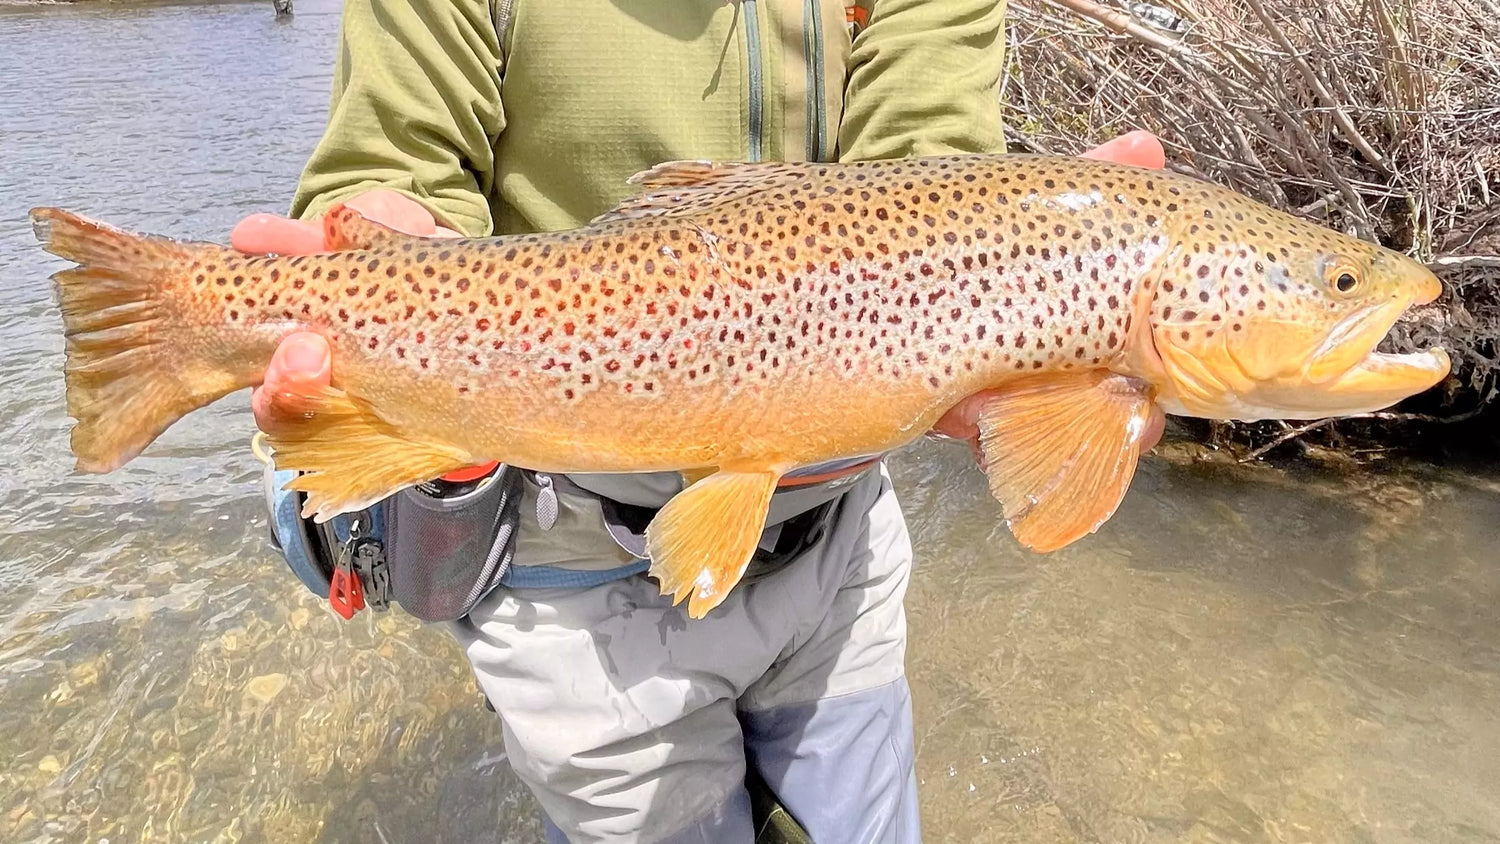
[1,2,1496,841]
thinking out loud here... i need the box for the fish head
[1135,195,1450,421]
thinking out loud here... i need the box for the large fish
[31,154,1450,617]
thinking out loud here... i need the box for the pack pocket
[385,465,524,622]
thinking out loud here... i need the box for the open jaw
[1315,346,1452,408]
[1270,299,1452,418]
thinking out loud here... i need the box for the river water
[1,1,1497,842]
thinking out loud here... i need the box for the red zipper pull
[328,565,365,619]
[327,518,368,620]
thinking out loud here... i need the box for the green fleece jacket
[290,0,1007,237]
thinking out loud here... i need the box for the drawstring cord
[250,431,273,465]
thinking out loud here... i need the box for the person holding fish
[17,0,1432,840]
[223,1,1162,841]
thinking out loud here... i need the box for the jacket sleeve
[288,0,507,237]
[836,0,1007,162]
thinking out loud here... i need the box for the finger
[1079,130,1166,170]
[930,392,987,441]
[1141,406,1167,452]
[253,332,331,433]
[230,213,327,255]
[969,438,987,473]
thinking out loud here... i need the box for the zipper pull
[328,517,367,620]
[535,473,559,531]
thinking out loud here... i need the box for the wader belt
[503,465,876,590]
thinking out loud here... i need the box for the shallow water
[0,2,1497,842]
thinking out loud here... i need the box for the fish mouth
[1303,346,1452,414]
[1302,299,1411,385]
[1276,285,1451,417]
[1250,344,1451,420]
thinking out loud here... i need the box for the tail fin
[31,207,246,473]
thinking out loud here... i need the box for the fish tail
[31,207,254,473]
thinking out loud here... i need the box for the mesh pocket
[385,466,524,622]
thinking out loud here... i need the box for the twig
[1238,405,1489,462]
[1263,80,1380,240]
[1240,418,1341,462]
[1003,127,1054,155]
[1428,255,1500,269]
[1242,0,1397,176]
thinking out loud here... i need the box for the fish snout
[1415,266,1442,306]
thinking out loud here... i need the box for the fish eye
[1324,260,1362,295]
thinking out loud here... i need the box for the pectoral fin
[645,468,782,619]
[976,372,1156,552]
[266,385,477,522]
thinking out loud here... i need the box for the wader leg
[740,679,920,844]
[541,789,754,844]
[448,470,906,843]
[738,470,919,844]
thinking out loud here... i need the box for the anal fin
[976,372,1156,552]
[266,385,476,522]
[645,468,782,619]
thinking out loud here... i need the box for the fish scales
[31,152,1450,617]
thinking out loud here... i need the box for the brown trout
[31,154,1450,617]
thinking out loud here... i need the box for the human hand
[929,130,1170,464]
[231,189,460,434]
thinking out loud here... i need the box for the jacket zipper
[804,0,827,160]
[743,0,765,162]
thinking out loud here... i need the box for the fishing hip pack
[265,459,861,623]
[266,462,524,622]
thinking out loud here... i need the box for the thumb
[253,332,331,434]
[1079,130,1167,170]
[231,213,327,255]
